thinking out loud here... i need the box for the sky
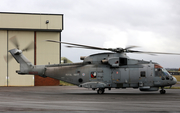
[1,0,180,68]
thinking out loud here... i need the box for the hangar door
[0,31,7,86]
[34,32,60,86]
[0,31,34,86]
[8,31,34,86]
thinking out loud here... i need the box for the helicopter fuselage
[9,49,177,94]
[45,52,177,92]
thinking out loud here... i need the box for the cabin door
[146,64,154,86]
[112,69,121,83]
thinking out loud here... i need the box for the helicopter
[8,37,178,94]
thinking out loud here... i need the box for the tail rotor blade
[6,36,34,63]
[22,41,34,52]
[10,36,19,49]
[3,54,13,63]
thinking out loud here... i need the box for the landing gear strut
[97,88,105,94]
[160,87,166,94]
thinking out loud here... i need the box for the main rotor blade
[125,46,139,50]
[46,40,180,55]
[10,36,19,49]
[128,50,180,55]
[66,46,86,48]
[22,41,34,52]
[46,40,114,52]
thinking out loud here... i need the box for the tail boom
[9,49,46,77]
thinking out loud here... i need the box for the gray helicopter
[8,38,178,94]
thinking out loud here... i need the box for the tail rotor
[4,36,34,62]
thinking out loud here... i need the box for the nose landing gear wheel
[97,88,105,94]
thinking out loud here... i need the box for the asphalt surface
[0,86,180,113]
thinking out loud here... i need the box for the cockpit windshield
[155,64,171,77]
[161,68,171,76]
[155,68,171,76]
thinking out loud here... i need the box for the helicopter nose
[171,76,177,85]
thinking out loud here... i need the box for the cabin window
[91,72,97,78]
[140,71,146,77]
[119,57,127,66]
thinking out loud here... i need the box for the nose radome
[172,76,177,85]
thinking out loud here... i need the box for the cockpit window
[155,64,172,80]
[155,68,161,77]
[161,68,171,76]
[155,68,171,78]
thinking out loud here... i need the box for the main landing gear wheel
[160,90,166,94]
[160,87,166,94]
[97,88,105,94]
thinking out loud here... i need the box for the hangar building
[0,12,63,86]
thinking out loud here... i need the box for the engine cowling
[101,57,127,67]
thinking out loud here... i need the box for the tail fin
[9,49,34,74]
